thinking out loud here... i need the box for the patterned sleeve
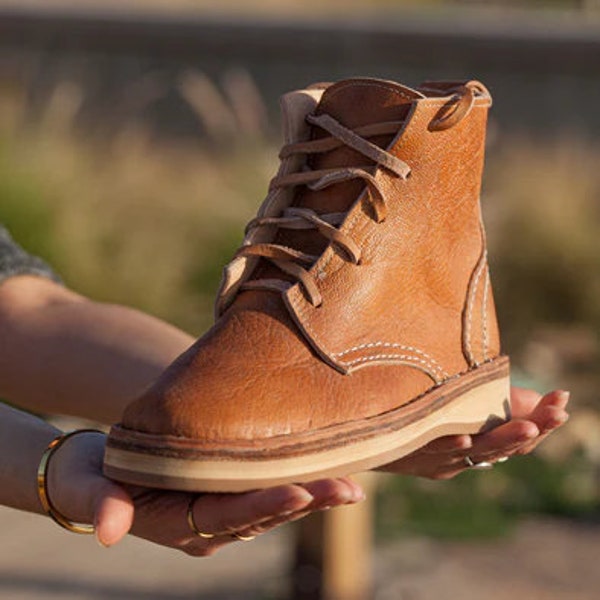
[0,225,62,286]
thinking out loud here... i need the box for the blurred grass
[0,86,275,335]
[0,78,598,539]
[377,450,599,541]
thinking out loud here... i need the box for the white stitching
[334,342,448,379]
[482,268,490,362]
[294,296,447,382]
[340,354,440,383]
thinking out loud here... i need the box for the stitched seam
[295,297,445,381]
[464,248,487,367]
[334,342,448,379]
[340,354,440,383]
[482,268,490,362]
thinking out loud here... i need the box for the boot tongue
[285,78,424,251]
[316,77,424,131]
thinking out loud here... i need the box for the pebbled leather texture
[119,77,501,443]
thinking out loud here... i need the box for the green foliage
[376,450,599,541]
[0,141,61,265]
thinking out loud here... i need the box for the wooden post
[291,473,376,600]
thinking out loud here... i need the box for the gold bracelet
[37,429,104,535]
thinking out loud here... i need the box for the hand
[48,432,365,555]
[378,387,570,480]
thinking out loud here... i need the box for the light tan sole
[104,359,510,492]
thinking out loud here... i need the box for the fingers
[529,391,570,427]
[510,388,570,420]
[93,483,135,547]
[192,477,364,539]
[241,477,365,537]
[539,389,570,411]
[180,477,364,556]
[509,386,542,418]
[462,419,539,463]
[419,434,473,455]
[301,477,365,506]
[190,484,314,537]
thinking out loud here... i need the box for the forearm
[0,276,194,424]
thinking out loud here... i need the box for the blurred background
[0,0,598,599]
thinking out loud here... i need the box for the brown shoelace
[236,85,477,307]
[237,114,408,307]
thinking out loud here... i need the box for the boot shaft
[218,78,500,378]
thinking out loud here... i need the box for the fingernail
[345,493,366,506]
[93,515,110,548]
[518,429,538,442]
[356,490,367,502]
[95,533,110,548]
[557,390,571,405]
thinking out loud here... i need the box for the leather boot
[104,77,510,492]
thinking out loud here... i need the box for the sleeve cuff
[0,226,63,287]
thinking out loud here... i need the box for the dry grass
[483,136,600,401]
[0,83,275,334]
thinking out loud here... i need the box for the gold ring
[464,456,493,470]
[37,429,104,535]
[230,531,256,542]
[186,496,215,539]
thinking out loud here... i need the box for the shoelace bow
[235,84,477,307]
[236,114,410,307]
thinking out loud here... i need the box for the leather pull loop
[428,84,476,132]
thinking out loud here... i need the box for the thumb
[93,482,135,548]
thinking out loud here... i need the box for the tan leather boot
[104,77,510,492]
